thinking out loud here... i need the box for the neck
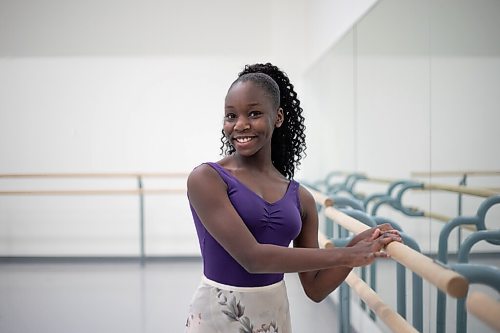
[232,148,274,173]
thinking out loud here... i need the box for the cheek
[223,122,233,136]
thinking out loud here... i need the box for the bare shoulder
[297,184,317,219]
[187,163,226,195]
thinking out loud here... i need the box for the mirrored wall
[303,1,500,331]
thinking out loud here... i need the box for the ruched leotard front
[189,162,303,287]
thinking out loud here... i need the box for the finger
[371,228,381,240]
[378,223,391,231]
[379,235,402,246]
[373,251,389,258]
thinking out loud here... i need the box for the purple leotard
[189,162,303,287]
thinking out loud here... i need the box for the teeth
[236,137,252,143]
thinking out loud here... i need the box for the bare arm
[294,186,352,302]
[188,165,397,275]
[295,186,401,302]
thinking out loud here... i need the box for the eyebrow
[225,102,262,108]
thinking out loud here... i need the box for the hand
[346,229,402,267]
[348,223,401,247]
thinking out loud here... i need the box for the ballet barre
[356,176,499,197]
[0,189,185,195]
[0,172,188,265]
[318,231,418,333]
[466,291,500,332]
[308,186,469,299]
[0,172,189,178]
[411,170,500,177]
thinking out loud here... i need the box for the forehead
[225,81,274,106]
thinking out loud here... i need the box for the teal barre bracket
[330,195,365,212]
[363,180,409,211]
[452,264,500,333]
[340,209,377,320]
[436,195,500,333]
[327,173,365,199]
[454,230,500,333]
[398,232,423,332]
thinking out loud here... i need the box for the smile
[234,136,255,143]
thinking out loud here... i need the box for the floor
[0,258,338,333]
[0,256,497,333]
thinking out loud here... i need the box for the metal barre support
[307,186,469,299]
[138,176,145,266]
[317,231,418,333]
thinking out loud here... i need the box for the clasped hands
[346,223,402,267]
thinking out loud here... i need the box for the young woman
[185,63,400,333]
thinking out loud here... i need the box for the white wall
[304,0,378,68]
[3,0,497,259]
[0,0,310,256]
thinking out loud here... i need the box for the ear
[275,107,284,128]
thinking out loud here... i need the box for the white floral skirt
[185,276,292,333]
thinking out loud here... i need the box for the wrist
[329,247,351,267]
[346,236,357,247]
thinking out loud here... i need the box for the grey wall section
[0,0,272,57]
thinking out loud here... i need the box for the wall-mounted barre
[0,172,189,178]
[356,176,499,197]
[307,186,469,299]
[466,291,500,332]
[422,183,498,198]
[318,230,418,333]
[412,171,500,177]
[345,272,418,333]
[0,172,188,265]
[0,189,185,195]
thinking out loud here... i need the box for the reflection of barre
[412,170,500,177]
[422,183,498,197]
[307,186,469,298]
[422,211,476,231]
[348,174,499,197]
[0,189,186,195]
[317,231,417,333]
[466,291,500,332]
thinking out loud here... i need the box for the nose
[233,116,250,132]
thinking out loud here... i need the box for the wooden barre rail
[346,272,418,333]
[363,177,499,197]
[318,231,418,333]
[412,170,500,177]
[0,189,186,195]
[422,183,498,198]
[0,172,189,178]
[308,187,469,298]
[422,211,476,232]
[466,291,500,331]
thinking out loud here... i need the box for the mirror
[301,1,500,332]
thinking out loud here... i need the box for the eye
[224,113,237,121]
[249,111,262,118]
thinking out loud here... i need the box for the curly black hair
[220,63,306,179]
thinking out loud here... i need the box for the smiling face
[224,80,284,158]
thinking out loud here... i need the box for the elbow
[305,289,328,303]
[303,282,338,303]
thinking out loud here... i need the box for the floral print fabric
[185,277,292,333]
